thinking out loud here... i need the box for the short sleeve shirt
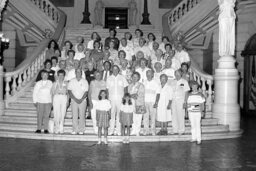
[68,78,89,99]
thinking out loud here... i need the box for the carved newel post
[81,0,91,24]
[212,0,240,131]
[141,0,151,25]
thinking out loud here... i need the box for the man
[171,69,190,135]
[107,65,128,135]
[68,68,89,135]
[65,60,85,81]
[104,28,120,50]
[143,70,159,135]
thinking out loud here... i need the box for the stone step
[0,122,229,134]
[0,129,242,142]
[0,115,219,126]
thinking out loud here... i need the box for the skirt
[119,112,133,126]
[96,110,110,128]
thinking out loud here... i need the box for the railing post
[0,65,4,116]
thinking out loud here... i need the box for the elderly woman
[88,71,107,134]
[36,59,55,82]
[90,40,104,68]
[129,72,145,136]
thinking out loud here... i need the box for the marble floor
[0,116,256,171]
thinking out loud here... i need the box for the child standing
[120,93,135,144]
[186,81,205,145]
[96,90,111,144]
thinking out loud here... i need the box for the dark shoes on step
[35,130,49,134]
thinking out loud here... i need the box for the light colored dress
[119,101,135,126]
[96,99,111,128]
[156,83,173,122]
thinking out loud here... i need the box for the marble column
[212,0,240,131]
[0,65,4,116]
[81,0,91,24]
[141,0,151,25]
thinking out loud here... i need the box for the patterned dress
[119,101,135,126]
[96,99,111,128]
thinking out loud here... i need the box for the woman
[88,71,107,135]
[52,69,68,134]
[147,33,156,51]
[132,29,143,49]
[129,72,145,136]
[61,41,73,60]
[87,32,101,50]
[154,74,173,135]
[159,36,170,53]
[90,40,104,69]
[181,62,193,82]
[46,40,59,60]
[36,59,55,82]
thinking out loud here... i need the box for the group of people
[33,28,205,145]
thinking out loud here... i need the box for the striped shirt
[187,92,205,112]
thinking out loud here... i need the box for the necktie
[104,71,108,81]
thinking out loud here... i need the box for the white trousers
[143,102,156,133]
[71,99,87,133]
[109,99,121,135]
[132,113,143,135]
[189,112,202,141]
[91,100,98,134]
[53,95,67,133]
[172,99,185,134]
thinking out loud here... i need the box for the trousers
[71,99,87,133]
[53,95,67,133]
[91,100,98,134]
[109,99,121,135]
[172,99,185,134]
[131,113,143,135]
[189,112,202,141]
[143,102,156,134]
[37,103,52,130]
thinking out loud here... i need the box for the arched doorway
[241,33,256,114]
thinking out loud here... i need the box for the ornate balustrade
[3,0,66,106]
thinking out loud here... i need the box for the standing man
[171,69,190,135]
[68,68,89,135]
[107,65,128,135]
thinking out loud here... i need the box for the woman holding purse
[129,72,145,136]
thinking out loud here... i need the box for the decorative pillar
[0,65,4,116]
[141,0,151,25]
[81,0,91,24]
[212,0,240,131]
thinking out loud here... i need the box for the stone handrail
[30,0,60,24]
[190,58,214,114]
[4,2,66,104]
[168,0,202,27]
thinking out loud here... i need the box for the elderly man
[68,68,89,135]
[107,65,128,135]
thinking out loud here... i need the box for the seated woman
[90,40,104,69]
[36,59,55,82]
[61,40,73,60]
[87,32,101,50]
[46,40,59,60]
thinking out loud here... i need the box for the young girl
[120,93,135,144]
[96,90,111,144]
[186,81,205,145]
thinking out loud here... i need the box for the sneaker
[35,130,41,133]
[44,130,49,134]
[123,138,126,144]
[71,131,77,135]
[78,132,84,135]
[104,139,108,145]
[126,137,130,144]
[197,141,201,145]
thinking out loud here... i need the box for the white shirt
[154,72,162,85]
[87,40,94,50]
[106,74,128,100]
[68,78,89,99]
[135,67,151,84]
[174,50,190,64]
[162,68,175,80]
[144,79,159,102]
[147,41,154,51]
[171,57,181,71]
[159,43,166,53]
[74,52,85,61]
[171,78,190,100]
[119,45,135,62]
[187,92,205,112]
[33,80,53,103]
[134,46,151,60]
[95,99,111,111]
[51,65,60,72]
[65,69,86,81]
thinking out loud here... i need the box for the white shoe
[197,141,201,145]
[97,140,101,145]
[126,137,130,144]
[104,138,108,145]
[123,138,126,144]
[71,131,77,135]
[78,132,84,135]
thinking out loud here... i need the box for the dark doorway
[105,8,128,29]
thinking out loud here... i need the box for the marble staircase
[0,85,242,142]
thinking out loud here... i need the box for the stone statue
[218,0,236,56]
[128,0,138,26]
[0,0,7,20]
[94,0,104,26]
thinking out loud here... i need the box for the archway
[241,33,256,114]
